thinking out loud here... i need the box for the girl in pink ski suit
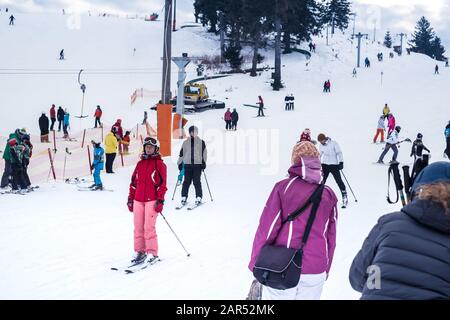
[387,114,396,135]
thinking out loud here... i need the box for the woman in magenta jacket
[249,141,338,300]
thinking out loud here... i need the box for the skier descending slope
[127,137,167,268]
[317,133,348,208]
[248,141,338,300]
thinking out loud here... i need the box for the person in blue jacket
[90,140,104,190]
[445,120,450,159]
[63,109,70,139]
[349,161,450,299]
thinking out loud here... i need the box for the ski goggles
[143,137,160,148]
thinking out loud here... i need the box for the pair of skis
[176,201,204,211]
[77,185,114,192]
[111,256,161,274]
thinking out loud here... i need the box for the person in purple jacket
[248,141,339,300]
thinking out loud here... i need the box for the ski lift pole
[63,147,72,181]
[77,69,87,118]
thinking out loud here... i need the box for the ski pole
[171,175,180,200]
[160,212,190,257]
[202,170,213,202]
[341,170,358,202]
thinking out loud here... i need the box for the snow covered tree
[384,31,392,48]
[321,0,351,34]
[409,17,435,57]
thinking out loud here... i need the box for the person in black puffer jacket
[349,161,450,300]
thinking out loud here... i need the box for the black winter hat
[189,126,198,134]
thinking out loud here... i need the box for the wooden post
[140,134,143,144]
[87,145,92,174]
[52,130,57,152]
[120,149,124,167]
[81,129,86,148]
[47,148,56,180]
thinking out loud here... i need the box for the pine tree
[384,31,392,48]
[193,0,220,32]
[409,16,435,56]
[224,44,243,70]
[322,0,351,34]
[282,0,321,53]
[431,36,446,61]
[241,0,271,76]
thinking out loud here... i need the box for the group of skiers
[223,108,239,131]
[1,129,34,194]
[39,105,71,140]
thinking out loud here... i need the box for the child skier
[127,137,167,266]
[122,131,131,154]
[387,114,396,135]
[90,140,104,190]
[373,116,385,143]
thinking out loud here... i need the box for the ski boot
[341,191,348,209]
[195,197,202,206]
[181,197,187,206]
[92,184,103,191]
[144,253,160,265]
[131,251,147,265]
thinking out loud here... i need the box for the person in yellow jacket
[105,127,118,173]
[382,103,390,119]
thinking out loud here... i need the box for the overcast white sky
[1,0,449,48]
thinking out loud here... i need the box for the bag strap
[284,184,325,223]
[282,184,325,249]
[299,184,325,249]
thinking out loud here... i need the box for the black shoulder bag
[253,184,325,290]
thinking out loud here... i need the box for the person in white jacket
[317,133,347,207]
[377,126,401,164]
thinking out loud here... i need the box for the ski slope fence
[0,122,157,185]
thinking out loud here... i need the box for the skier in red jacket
[94,105,103,128]
[127,137,167,266]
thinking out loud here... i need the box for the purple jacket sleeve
[326,204,338,274]
[248,183,282,272]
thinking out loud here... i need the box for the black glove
[178,163,183,171]
[91,164,94,170]
[201,163,206,170]
[338,162,344,170]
